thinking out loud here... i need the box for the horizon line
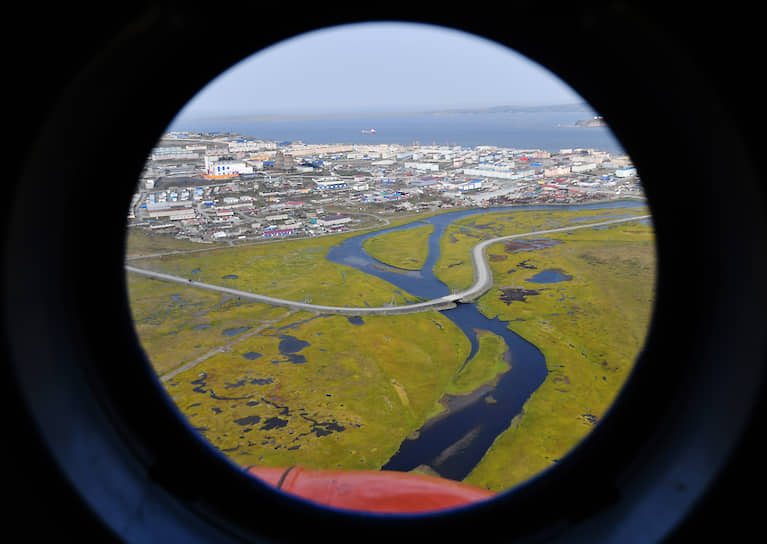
[173,102,593,124]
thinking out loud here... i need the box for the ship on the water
[361,128,376,134]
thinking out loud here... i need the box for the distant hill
[177,103,595,124]
[429,103,593,115]
[573,116,607,127]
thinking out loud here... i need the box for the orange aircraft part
[245,466,496,513]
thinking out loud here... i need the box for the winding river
[326,201,646,480]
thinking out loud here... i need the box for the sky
[176,22,585,119]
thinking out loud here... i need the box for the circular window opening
[124,22,655,514]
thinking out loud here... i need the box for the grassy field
[434,206,649,291]
[127,273,292,376]
[126,212,452,308]
[445,330,510,396]
[126,211,475,472]
[125,205,654,491]
[362,224,434,270]
[460,218,655,491]
[125,229,226,258]
[130,232,424,308]
[161,311,470,471]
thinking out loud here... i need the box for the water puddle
[525,269,572,283]
[223,326,250,336]
[271,335,310,364]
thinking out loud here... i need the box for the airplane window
[123,22,655,514]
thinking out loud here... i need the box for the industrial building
[263,228,296,238]
[544,166,571,178]
[146,204,196,221]
[203,155,254,177]
[151,147,199,161]
[570,162,599,173]
[314,179,348,190]
[227,140,276,153]
[457,179,484,191]
[615,166,638,178]
[464,165,534,181]
[316,215,351,228]
[404,161,439,172]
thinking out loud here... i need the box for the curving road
[125,214,650,316]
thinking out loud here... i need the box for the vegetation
[445,330,510,396]
[126,211,451,308]
[127,210,473,472]
[434,206,649,291]
[126,205,654,494]
[462,218,655,491]
[125,229,225,258]
[127,273,291,376]
[362,224,434,270]
[130,232,423,308]
[161,311,470,471]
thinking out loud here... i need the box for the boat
[361,128,376,134]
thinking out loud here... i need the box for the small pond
[525,269,573,283]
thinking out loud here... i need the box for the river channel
[326,201,646,480]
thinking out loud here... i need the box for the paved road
[126,214,650,315]
[457,214,651,302]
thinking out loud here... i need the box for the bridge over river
[125,215,649,316]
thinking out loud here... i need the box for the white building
[316,215,351,227]
[615,166,638,178]
[228,140,276,153]
[147,205,196,221]
[151,147,199,160]
[265,214,289,222]
[570,162,598,173]
[457,179,484,191]
[463,166,533,181]
[204,155,254,176]
[544,166,570,178]
[404,161,439,172]
[314,179,348,190]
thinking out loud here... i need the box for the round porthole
[125,20,655,516]
[4,6,765,543]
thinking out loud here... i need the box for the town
[128,131,643,244]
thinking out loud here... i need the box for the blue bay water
[169,111,626,154]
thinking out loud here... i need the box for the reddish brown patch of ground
[504,238,562,253]
[498,287,540,304]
